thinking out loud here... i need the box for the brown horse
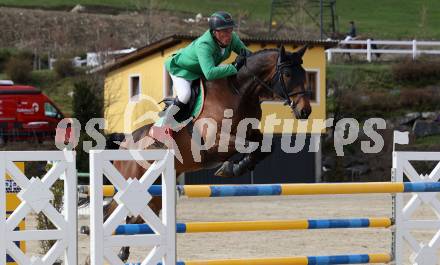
[330,32,381,60]
[93,45,312,263]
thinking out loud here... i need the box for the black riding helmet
[209,11,235,31]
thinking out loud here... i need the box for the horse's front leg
[116,196,162,262]
[215,129,270,177]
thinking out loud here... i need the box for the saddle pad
[191,79,205,120]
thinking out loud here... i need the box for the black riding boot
[171,98,188,123]
[160,98,188,127]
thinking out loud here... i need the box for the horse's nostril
[301,109,310,119]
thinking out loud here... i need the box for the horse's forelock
[285,52,303,65]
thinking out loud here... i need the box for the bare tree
[131,0,168,45]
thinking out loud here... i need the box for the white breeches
[344,36,353,41]
[170,74,191,104]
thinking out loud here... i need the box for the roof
[93,34,338,73]
[171,34,338,48]
[0,85,41,95]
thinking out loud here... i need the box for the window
[44,102,60,118]
[305,70,319,103]
[129,75,141,101]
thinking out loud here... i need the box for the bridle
[245,52,312,114]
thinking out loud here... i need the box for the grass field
[336,0,440,39]
[1,0,440,39]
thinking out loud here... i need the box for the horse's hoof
[80,225,90,235]
[118,247,130,262]
[215,161,235,177]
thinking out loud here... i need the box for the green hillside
[336,0,440,40]
[0,0,439,39]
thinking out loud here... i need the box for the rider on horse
[344,21,357,41]
[159,11,251,126]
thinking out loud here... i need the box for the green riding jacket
[165,30,248,81]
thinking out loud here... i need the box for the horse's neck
[236,51,277,98]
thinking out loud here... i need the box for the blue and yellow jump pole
[127,253,392,265]
[80,181,440,197]
[115,217,392,235]
[180,182,440,197]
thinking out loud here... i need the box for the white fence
[3,145,440,265]
[0,151,77,265]
[393,151,440,265]
[326,39,440,62]
[90,150,176,265]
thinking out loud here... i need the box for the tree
[73,76,104,173]
[5,56,32,83]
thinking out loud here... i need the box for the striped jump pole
[181,182,440,197]
[78,184,162,197]
[127,253,392,265]
[115,217,392,235]
[80,182,440,198]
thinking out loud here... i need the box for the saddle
[160,79,205,122]
[149,78,205,142]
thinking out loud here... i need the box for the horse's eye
[284,72,291,78]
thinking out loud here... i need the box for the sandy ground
[25,194,440,265]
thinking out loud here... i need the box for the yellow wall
[104,42,187,133]
[104,40,326,134]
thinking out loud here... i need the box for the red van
[0,80,66,143]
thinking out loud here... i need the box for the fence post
[412,40,417,60]
[326,50,332,62]
[49,58,56,70]
[367,39,372,62]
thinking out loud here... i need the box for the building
[99,34,337,184]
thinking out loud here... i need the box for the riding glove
[233,55,246,71]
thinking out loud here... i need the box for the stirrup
[149,100,186,142]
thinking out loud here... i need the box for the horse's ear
[296,45,308,57]
[279,45,286,60]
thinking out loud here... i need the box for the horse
[87,45,312,264]
[329,32,381,60]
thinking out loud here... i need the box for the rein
[242,53,311,112]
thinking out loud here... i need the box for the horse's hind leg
[343,52,352,60]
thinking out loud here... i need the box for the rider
[344,21,357,41]
[162,11,251,124]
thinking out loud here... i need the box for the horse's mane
[249,48,278,57]
[248,47,302,64]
